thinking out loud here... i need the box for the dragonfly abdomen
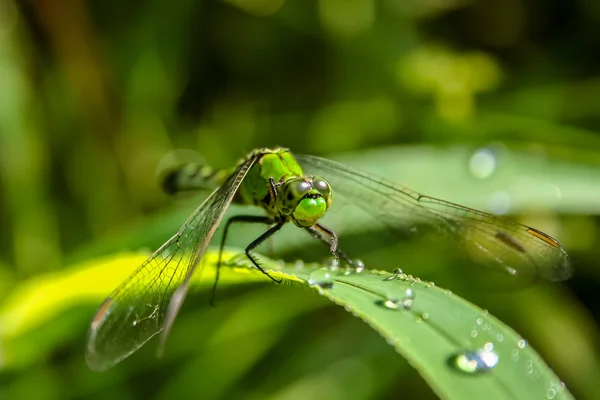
[161,163,231,195]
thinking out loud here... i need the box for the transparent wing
[296,154,572,282]
[86,156,256,371]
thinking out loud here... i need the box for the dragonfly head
[276,176,333,227]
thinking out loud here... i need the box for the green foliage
[0,250,573,399]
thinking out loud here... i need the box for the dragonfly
[86,147,572,371]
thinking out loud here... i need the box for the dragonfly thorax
[276,176,333,227]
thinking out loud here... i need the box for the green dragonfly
[86,147,572,371]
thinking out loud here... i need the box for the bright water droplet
[382,299,402,310]
[517,339,527,349]
[308,269,333,289]
[384,268,404,281]
[451,345,499,374]
[380,288,415,310]
[401,289,415,310]
[506,266,517,276]
[353,259,365,273]
[330,258,340,269]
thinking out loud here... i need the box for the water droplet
[330,258,340,269]
[524,360,534,375]
[444,289,453,295]
[517,339,527,349]
[294,259,305,268]
[384,268,404,281]
[546,382,565,399]
[380,288,416,310]
[382,299,402,309]
[506,266,517,276]
[416,312,429,323]
[353,259,365,273]
[426,281,435,288]
[401,289,415,310]
[511,349,520,361]
[308,269,334,289]
[476,317,484,325]
[451,346,499,374]
[469,148,496,179]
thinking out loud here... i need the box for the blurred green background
[1,0,600,399]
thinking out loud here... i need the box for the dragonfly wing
[296,154,572,282]
[86,156,256,371]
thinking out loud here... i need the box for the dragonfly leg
[212,215,274,306]
[307,224,356,267]
[244,221,286,283]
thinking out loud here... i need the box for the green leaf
[0,250,573,400]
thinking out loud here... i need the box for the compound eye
[288,179,312,198]
[312,177,330,195]
[312,176,332,206]
[277,178,311,215]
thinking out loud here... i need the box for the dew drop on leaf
[353,259,365,273]
[308,269,334,289]
[450,343,499,374]
[380,288,416,310]
[384,268,404,281]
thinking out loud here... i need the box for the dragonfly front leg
[244,221,285,282]
[212,215,274,306]
[306,224,356,267]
